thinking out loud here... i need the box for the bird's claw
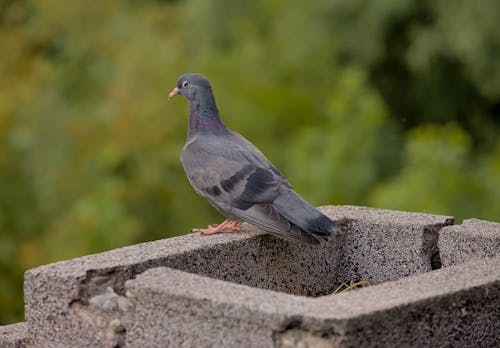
[190,219,242,235]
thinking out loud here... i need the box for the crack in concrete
[421,218,454,271]
[69,269,139,348]
[71,286,135,348]
[272,318,344,348]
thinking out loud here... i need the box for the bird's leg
[192,219,242,234]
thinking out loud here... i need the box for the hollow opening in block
[166,220,439,297]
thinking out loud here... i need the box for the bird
[169,73,339,245]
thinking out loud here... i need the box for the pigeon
[169,73,339,245]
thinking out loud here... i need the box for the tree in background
[0,0,498,324]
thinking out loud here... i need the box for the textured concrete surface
[439,218,500,267]
[24,228,263,348]
[13,205,499,347]
[0,322,30,348]
[126,255,500,347]
[23,206,452,347]
[321,206,453,285]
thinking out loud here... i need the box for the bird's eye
[182,81,189,88]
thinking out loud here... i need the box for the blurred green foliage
[1,0,499,324]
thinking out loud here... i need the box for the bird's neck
[188,92,227,138]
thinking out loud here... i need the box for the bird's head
[168,73,212,102]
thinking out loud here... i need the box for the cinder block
[323,206,453,284]
[0,322,30,348]
[439,218,500,267]
[24,229,263,348]
[125,256,500,348]
[23,206,474,347]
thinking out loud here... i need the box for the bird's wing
[181,132,283,210]
[181,132,325,245]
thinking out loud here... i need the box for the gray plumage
[171,73,339,245]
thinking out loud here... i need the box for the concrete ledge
[24,227,263,347]
[21,206,462,347]
[126,256,500,347]
[0,322,30,348]
[14,205,499,347]
[439,218,500,267]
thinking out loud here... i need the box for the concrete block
[0,322,30,348]
[439,218,500,267]
[23,206,473,347]
[323,206,453,284]
[126,256,500,347]
[24,227,263,348]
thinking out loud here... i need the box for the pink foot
[192,219,242,235]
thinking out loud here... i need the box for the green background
[1,0,499,324]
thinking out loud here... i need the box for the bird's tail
[274,189,339,237]
[234,203,321,245]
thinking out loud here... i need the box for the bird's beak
[168,87,179,100]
